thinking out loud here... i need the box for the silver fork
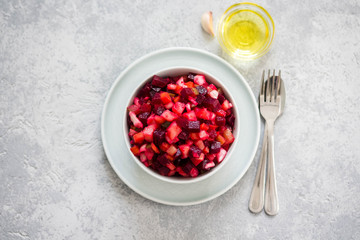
[249,70,284,215]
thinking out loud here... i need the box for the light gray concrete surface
[1,0,360,239]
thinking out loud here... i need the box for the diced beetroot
[176,116,188,129]
[140,153,147,162]
[158,166,170,176]
[176,77,186,88]
[208,129,217,140]
[168,170,177,176]
[172,102,186,115]
[207,153,216,161]
[200,123,209,131]
[190,145,202,158]
[196,108,211,120]
[134,97,141,106]
[129,111,143,129]
[188,96,198,106]
[182,162,199,177]
[167,83,177,90]
[218,94,226,104]
[143,124,157,142]
[189,132,200,140]
[191,153,205,166]
[153,128,166,145]
[199,159,215,171]
[128,129,137,137]
[226,114,235,128]
[208,90,219,99]
[166,121,182,140]
[137,82,152,98]
[133,132,144,144]
[139,144,147,152]
[215,116,226,126]
[161,110,178,122]
[207,84,217,91]
[222,100,233,111]
[174,86,183,95]
[160,92,172,104]
[216,109,227,117]
[180,88,195,100]
[143,161,150,167]
[164,101,174,109]
[203,97,221,112]
[138,112,150,125]
[194,74,206,85]
[151,93,162,105]
[130,146,140,156]
[152,75,169,88]
[166,145,178,156]
[158,155,176,170]
[179,144,190,159]
[151,142,160,154]
[176,166,188,177]
[139,103,152,113]
[210,112,216,121]
[216,148,227,163]
[196,95,206,105]
[159,142,170,152]
[199,130,209,140]
[194,140,205,150]
[144,148,154,161]
[154,105,166,116]
[223,128,235,145]
[154,115,166,124]
[203,146,210,154]
[183,110,197,120]
[210,141,221,154]
[127,104,140,114]
[185,139,194,146]
[178,131,189,140]
[187,121,200,133]
[146,113,156,125]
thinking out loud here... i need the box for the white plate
[101,47,260,206]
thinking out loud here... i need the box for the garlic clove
[201,11,215,36]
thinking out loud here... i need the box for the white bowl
[124,67,240,184]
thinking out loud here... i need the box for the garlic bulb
[201,11,214,36]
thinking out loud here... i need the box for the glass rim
[217,2,275,60]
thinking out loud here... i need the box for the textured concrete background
[1,0,360,239]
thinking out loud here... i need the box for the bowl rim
[217,2,275,60]
[124,66,240,184]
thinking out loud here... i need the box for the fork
[249,70,283,215]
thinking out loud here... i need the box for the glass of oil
[217,2,275,60]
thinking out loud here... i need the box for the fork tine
[260,70,265,96]
[271,69,276,102]
[277,70,282,97]
[266,69,271,102]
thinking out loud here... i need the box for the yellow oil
[220,9,269,57]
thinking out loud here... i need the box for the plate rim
[101,47,260,206]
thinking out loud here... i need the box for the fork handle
[249,124,268,213]
[265,121,279,215]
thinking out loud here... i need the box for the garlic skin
[201,11,215,36]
